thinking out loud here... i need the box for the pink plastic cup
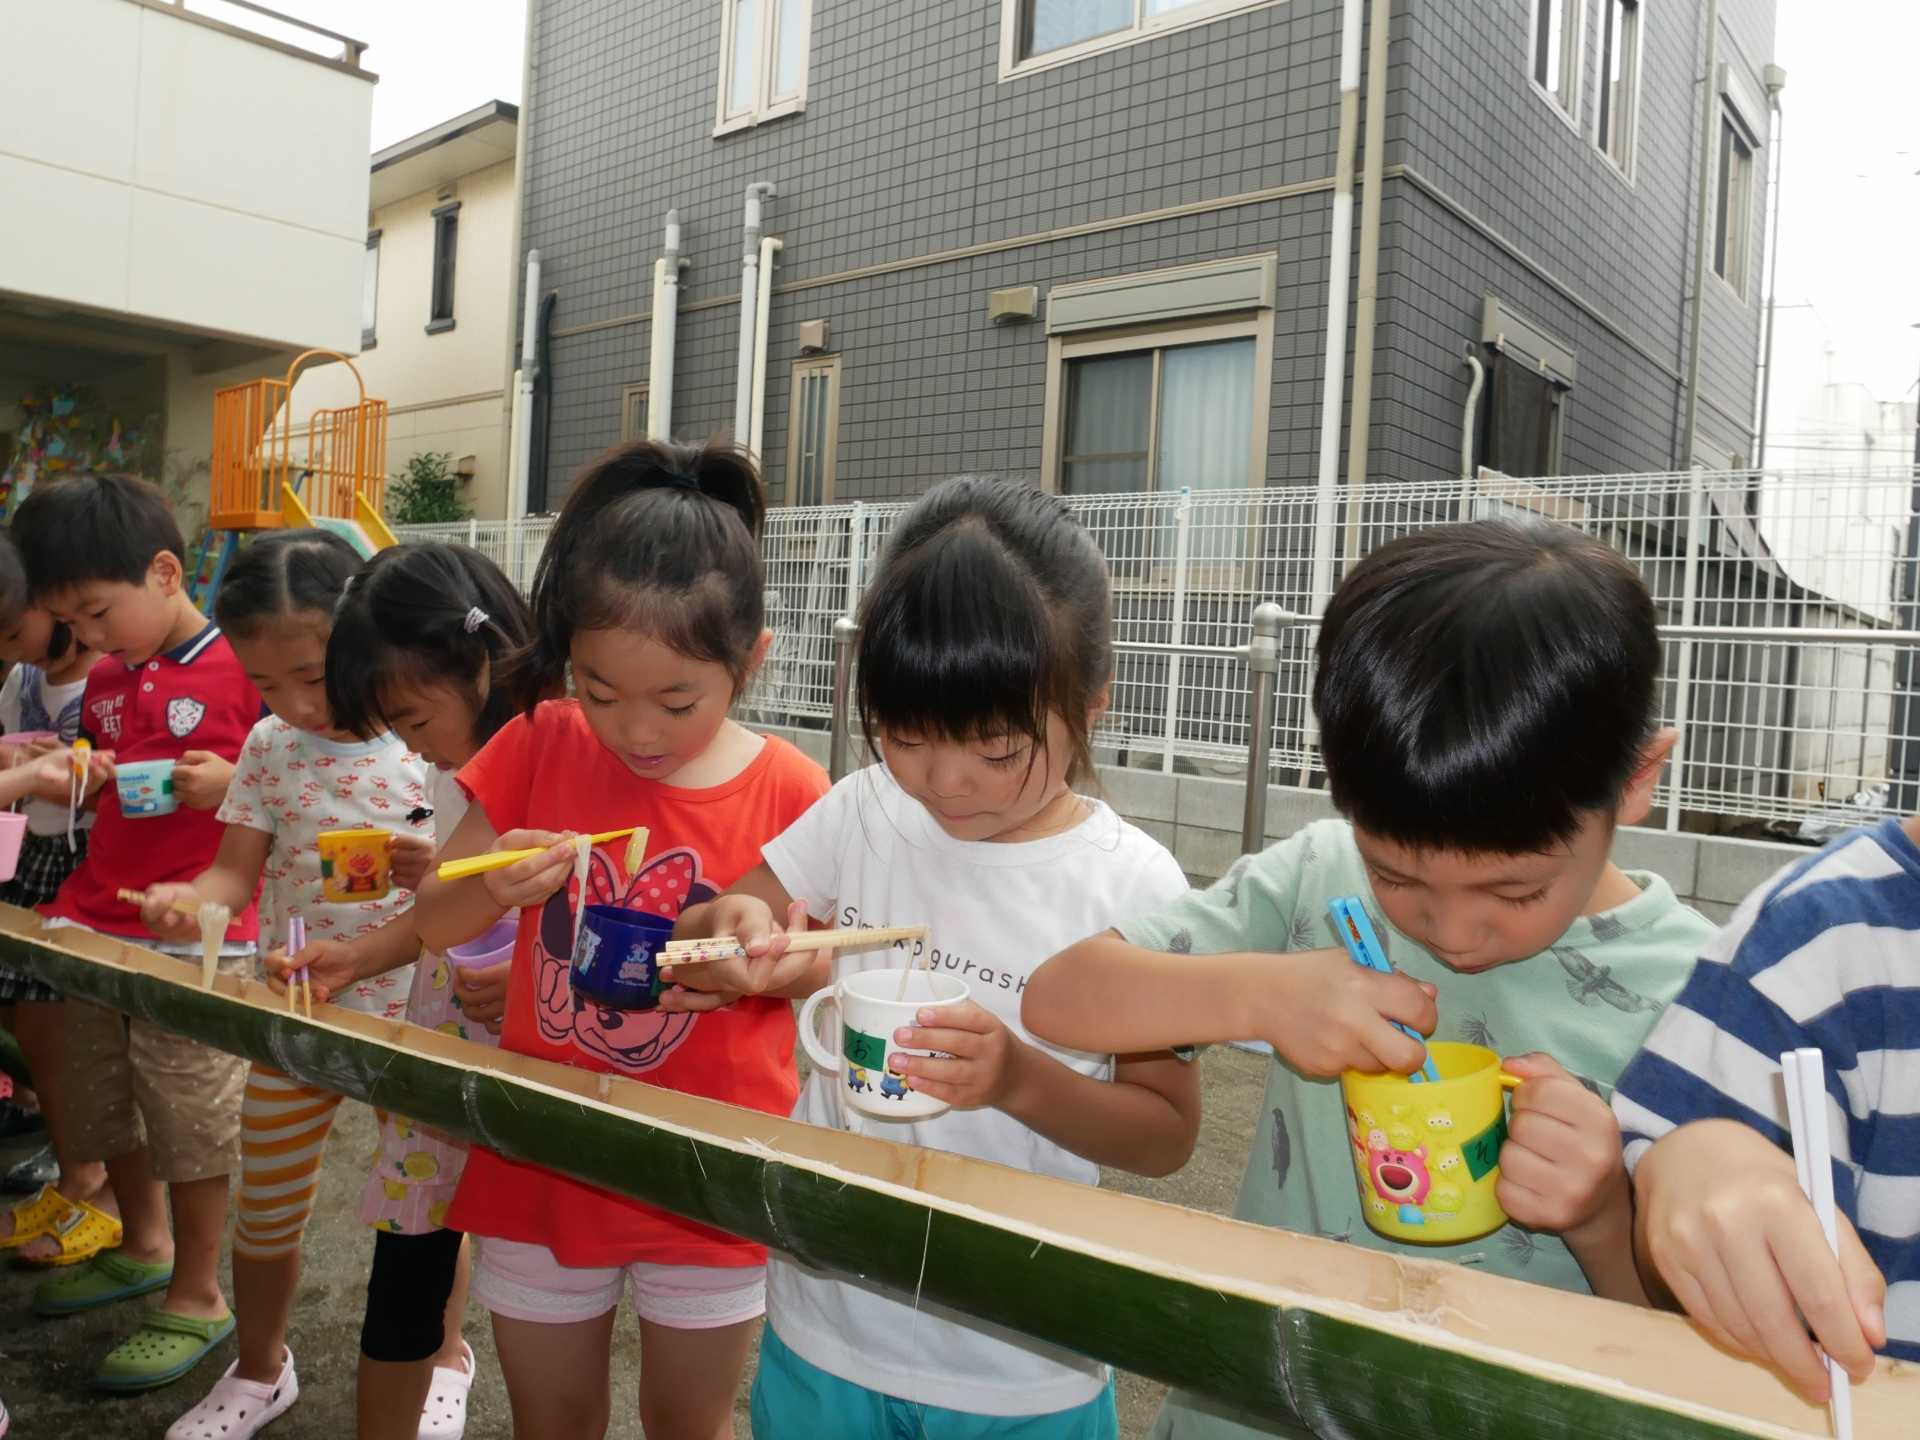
[0,812,27,883]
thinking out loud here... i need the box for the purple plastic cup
[448,917,517,972]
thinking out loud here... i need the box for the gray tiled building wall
[520,0,1774,508]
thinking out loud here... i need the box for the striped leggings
[234,1063,345,1260]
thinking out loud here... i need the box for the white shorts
[470,1235,766,1330]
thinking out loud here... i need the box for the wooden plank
[2,903,1905,1439]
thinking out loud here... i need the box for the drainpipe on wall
[510,248,541,519]
[1753,66,1788,468]
[499,0,539,517]
[1459,349,1485,483]
[734,183,778,445]
[648,210,686,442]
[1341,0,1392,556]
[1678,0,1721,470]
[748,236,784,460]
[1306,0,1366,616]
[527,290,558,514]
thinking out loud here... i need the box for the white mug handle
[796,988,841,1074]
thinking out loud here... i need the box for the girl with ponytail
[415,441,828,1440]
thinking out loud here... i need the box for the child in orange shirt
[416,440,827,1440]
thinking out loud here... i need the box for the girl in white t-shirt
[670,476,1199,1440]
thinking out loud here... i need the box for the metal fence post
[468,518,479,548]
[1161,488,1193,775]
[1666,470,1708,831]
[829,617,859,782]
[844,502,867,619]
[1242,603,1284,855]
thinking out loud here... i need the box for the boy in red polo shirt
[9,474,262,1395]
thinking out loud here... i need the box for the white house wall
[0,0,371,353]
[286,157,517,516]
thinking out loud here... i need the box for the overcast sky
[238,0,1917,416]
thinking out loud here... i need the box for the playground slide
[279,483,394,558]
[314,515,376,559]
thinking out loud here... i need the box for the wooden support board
[0,903,1905,1439]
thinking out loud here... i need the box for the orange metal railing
[210,351,387,533]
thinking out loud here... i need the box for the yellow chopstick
[436,827,641,883]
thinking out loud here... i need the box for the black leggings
[360,1226,466,1364]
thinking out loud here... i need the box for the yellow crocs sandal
[0,1186,72,1251]
[15,1194,123,1269]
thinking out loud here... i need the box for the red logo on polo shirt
[166,696,207,738]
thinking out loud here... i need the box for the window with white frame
[1044,310,1272,584]
[786,356,840,506]
[1713,111,1755,297]
[620,384,649,443]
[1005,0,1281,75]
[1059,337,1257,496]
[1529,0,1582,121]
[1594,0,1640,174]
[717,0,810,133]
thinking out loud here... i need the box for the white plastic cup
[797,969,970,1121]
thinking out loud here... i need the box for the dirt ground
[0,1047,1270,1438]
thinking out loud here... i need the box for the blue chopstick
[1328,896,1439,1082]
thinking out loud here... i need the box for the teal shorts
[751,1322,1118,1440]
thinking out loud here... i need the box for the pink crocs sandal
[418,1340,474,1439]
[166,1348,298,1440]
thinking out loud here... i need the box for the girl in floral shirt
[141,532,434,1440]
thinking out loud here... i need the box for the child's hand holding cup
[798,968,973,1121]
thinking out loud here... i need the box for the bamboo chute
[2,904,1907,1440]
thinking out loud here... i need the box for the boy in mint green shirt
[1027,519,1713,1440]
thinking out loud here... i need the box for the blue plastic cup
[571,905,675,1010]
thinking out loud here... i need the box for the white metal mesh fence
[399,467,1920,833]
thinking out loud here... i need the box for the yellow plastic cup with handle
[318,828,393,902]
[1340,1041,1523,1244]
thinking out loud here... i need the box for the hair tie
[463,607,490,634]
[662,470,701,494]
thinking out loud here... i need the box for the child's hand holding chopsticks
[659,896,815,1012]
[263,938,359,1008]
[1633,1116,1885,1406]
[136,883,211,942]
[1259,947,1438,1079]
[478,829,580,911]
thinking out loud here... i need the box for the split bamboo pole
[0,904,1904,1439]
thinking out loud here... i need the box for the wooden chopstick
[661,924,928,965]
[436,827,642,883]
[116,888,203,920]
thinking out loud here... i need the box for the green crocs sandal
[32,1248,173,1317]
[93,1308,235,1393]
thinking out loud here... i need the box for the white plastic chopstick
[1781,1046,1853,1440]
